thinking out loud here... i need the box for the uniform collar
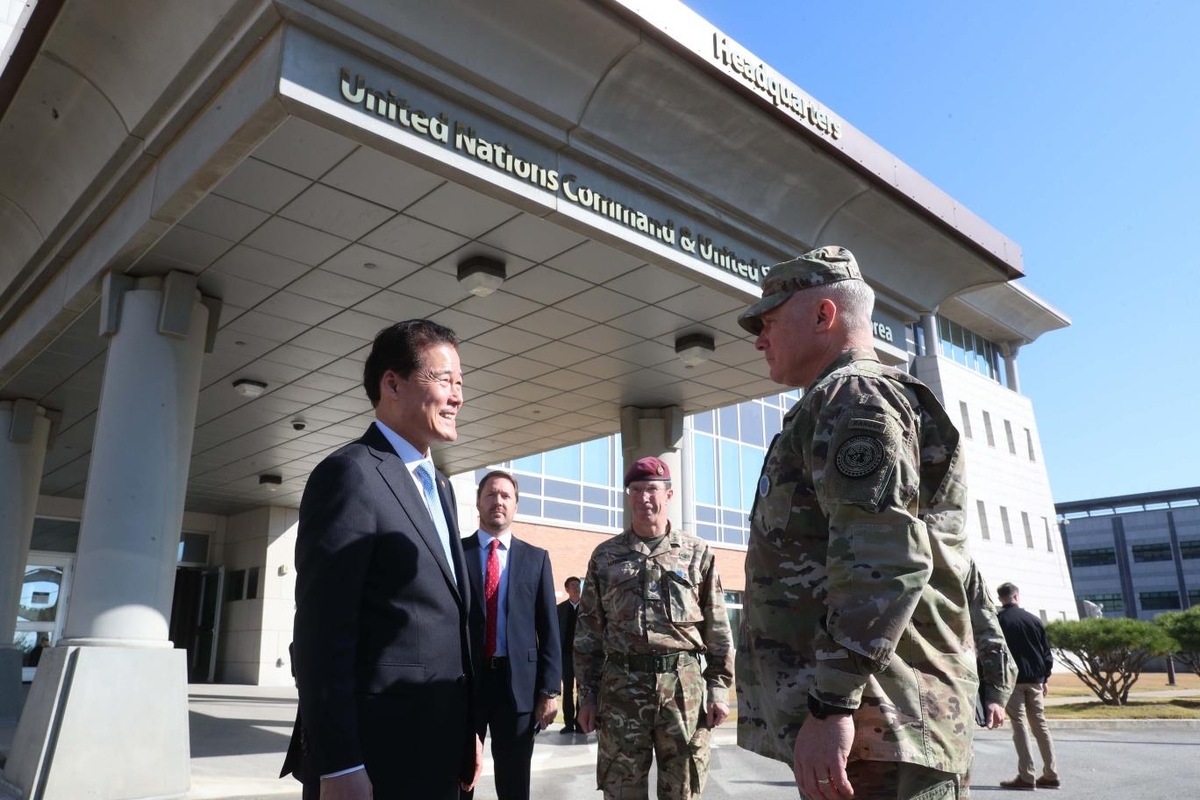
[808,347,879,390]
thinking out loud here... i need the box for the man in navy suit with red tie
[461,471,562,800]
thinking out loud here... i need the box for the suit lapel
[365,428,462,603]
[464,533,484,604]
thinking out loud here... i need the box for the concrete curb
[1046,717,1200,729]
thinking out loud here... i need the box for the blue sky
[686,0,1200,502]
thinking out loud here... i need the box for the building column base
[3,645,189,800]
[0,647,21,726]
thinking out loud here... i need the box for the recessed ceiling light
[457,256,506,297]
[674,332,716,368]
[232,378,268,398]
[258,474,282,491]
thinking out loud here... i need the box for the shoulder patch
[847,416,887,434]
[835,435,885,478]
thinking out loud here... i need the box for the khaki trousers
[1005,682,1058,782]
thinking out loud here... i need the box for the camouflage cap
[737,246,862,335]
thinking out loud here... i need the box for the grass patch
[1045,698,1200,720]
[1047,671,1200,695]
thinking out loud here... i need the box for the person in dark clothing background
[556,576,582,734]
[996,582,1060,791]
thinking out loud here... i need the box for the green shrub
[1047,618,1177,705]
[1156,607,1200,677]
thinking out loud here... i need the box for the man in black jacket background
[996,583,1060,791]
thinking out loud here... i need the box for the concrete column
[920,313,940,357]
[0,401,51,725]
[4,273,216,800]
[619,406,684,530]
[1001,343,1021,393]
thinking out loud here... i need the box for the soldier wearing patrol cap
[736,246,1014,800]
[574,456,734,800]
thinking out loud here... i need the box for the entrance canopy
[0,0,1025,515]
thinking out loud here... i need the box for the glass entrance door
[13,551,74,682]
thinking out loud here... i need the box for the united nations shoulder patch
[758,474,770,497]
[835,435,885,478]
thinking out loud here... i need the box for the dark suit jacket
[283,423,475,796]
[463,533,561,715]
[556,600,577,680]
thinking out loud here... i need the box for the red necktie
[484,538,500,658]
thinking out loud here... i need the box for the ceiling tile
[656,285,746,320]
[289,270,378,307]
[321,146,445,210]
[607,306,692,339]
[279,183,396,240]
[572,355,638,380]
[610,341,677,368]
[256,291,342,325]
[508,307,592,339]
[320,243,421,288]
[388,267,468,307]
[289,328,369,357]
[429,307,498,340]
[478,213,588,262]
[243,218,350,267]
[546,240,645,284]
[269,384,334,405]
[403,182,520,238]
[561,324,641,354]
[319,358,366,381]
[470,326,549,355]
[555,285,645,323]
[529,369,595,392]
[222,310,308,343]
[208,245,310,288]
[501,265,591,305]
[484,356,555,381]
[451,290,542,325]
[322,309,393,341]
[196,272,275,309]
[294,372,360,394]
[605,264,696,304]
[353,290,441,321]
[179,193,270,242]
[709,338,760,367]
[212,157,310,213]
[253,117,357,180]
[362,215,467,264]
[151,225,233,268]
[705,311,756,341]
[693,367,760,390]
[262,344,338,371]
[463,370,522,393]
[457,341,508,369]
[521,341,594,367]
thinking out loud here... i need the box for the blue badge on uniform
[758,474,770,497]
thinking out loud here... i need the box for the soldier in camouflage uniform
[734,246,1014,800]
[574,456,734,800]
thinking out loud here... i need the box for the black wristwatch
[807,694,853,720]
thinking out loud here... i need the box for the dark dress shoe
[1035,778,1061,789]
[999,778,1037,791]
[559,725,576,734]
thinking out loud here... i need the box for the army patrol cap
[624,456,670,486]
[737,245,863,335]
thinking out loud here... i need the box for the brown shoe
[1036,778,1061,789]
[1000,778,1037,791]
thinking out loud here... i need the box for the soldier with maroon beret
[573,456,734,800]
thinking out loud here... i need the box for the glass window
[581,439,609,486]
[1131,543,1173,563]
[719,439,741,509]
[976,500,990,540]
[511,454,541,474]
[697,524,719,542]
[722,510,746,529]
[246,567,261,600]
[1140,591,1181,611]
[982,411,995,447]
[520,498,542,518]
[740,402,765,447]
[543,500,580,524]
[1072,548,1117,568]
[1180,540,1200,559]
[1025,428,1036,462]
[723,527,746,546]
[19,566,64,623]
[543,445,581,481]
[225,570,245,602]
[739,444,760,511]
[1004,420,1016,454]
[582,506,609,527]
[999,506,1013,544]
[1021,512,1034,549]
[1081,593,1124,614]
[718,405,739,439]
[544,479,580,502]
[696,505,717,524]
[959,402,972,439]
[583,486,608,506]
[178,532,209,565]
[1043,518,1054,552]
[693,410,714,434]
[693,433,717,506]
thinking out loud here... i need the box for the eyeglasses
[625,483,668,497]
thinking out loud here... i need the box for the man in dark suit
[461,470,561,800]
[283,320,482,800]
[556,576,582,734]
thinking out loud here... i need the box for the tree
[1046,618,1177,706]
[1157,607,1200,677]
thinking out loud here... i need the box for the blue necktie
[415,460,455,572]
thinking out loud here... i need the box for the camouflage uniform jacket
[737,348,993,775]
[575,525,734,706]
[966,558,1016,710]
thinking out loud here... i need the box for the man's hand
[320,769,372,800]
[793,714,855,799]
[459,735,483,792]
[535,694,558,729]
[706,701,730,728]
[577,704,598,734]
[1042,682,1049,697]
[985,702,1005,729]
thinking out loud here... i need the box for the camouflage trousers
[596,653,710,800]
[799,760,961,800]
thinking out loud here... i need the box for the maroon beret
[624,456,670,486]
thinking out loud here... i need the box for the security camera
[291,418,307,431]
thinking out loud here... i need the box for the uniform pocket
[664,570,704,624]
